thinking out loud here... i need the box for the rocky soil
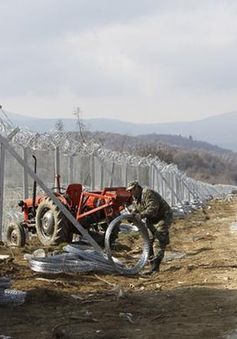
[1,198,237,338]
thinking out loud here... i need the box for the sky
[1,0,237,123]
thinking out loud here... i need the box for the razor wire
[28,245,125,274]
[0,116,236,231]
[27,213,151,276]
[1,113,237,277]
[0,277,26,306]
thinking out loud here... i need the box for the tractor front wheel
[35,198,73,246]
[6,222,26,247]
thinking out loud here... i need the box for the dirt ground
[1,198,237,339]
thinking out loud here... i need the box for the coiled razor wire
[29,252,117,274]
[0,120,234,200]
[104,214,150,275]
[64,244,123,267]
[0,277,26,306]
[28,215,150,276]
[0,117,235,225]
[0,290,26,306]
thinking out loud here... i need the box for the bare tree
[55,119,64,132]
[73,106,86,143]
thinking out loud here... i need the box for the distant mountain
[2,110,237,151]
[86,112,237,151]
[4,111,76,133]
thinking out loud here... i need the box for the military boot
[143,258,162,275]
[149,244,154,259]
[151,258,162,272]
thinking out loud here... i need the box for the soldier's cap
[126,180,139,191]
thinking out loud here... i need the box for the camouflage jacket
[133,187,172,224]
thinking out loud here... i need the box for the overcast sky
[1,0,237,123]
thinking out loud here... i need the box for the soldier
[126,181,173,274]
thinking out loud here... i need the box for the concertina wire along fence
[0,115,236,242]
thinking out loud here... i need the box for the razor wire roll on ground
[0,277,26,306]
[104,214,150,275]
[28,214,151,275]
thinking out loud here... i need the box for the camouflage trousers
[146,212,173,262]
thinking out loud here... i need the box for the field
[1,198,237,338]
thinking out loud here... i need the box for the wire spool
[104,213,150,275]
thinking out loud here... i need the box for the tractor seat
[65,184,82,207]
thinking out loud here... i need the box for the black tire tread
[6,222,26,247]
[35,198,72,246]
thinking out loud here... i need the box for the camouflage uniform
[133,187,173,265]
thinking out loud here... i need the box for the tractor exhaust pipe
[54,174,61,193]
[32,155,37,212]
[54,146,61,193]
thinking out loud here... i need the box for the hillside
[87,131,237,185]
[86,112,237,151]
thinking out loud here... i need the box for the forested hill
[137,134,231,155]
[86,131,237,185]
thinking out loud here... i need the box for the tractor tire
[35,198,73,246]
[6,222,26,247]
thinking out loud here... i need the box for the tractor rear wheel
[35,198,73,246]
[6,222,26,247]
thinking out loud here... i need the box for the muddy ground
[1,198,237,338]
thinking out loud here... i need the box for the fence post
[171,172,175,206]
[0,143,5,241]
[179,175,196,203]
[54,146,60,189]
[149,165,154,188]
[123,162,128,186]
[136,163,140,183]
[110,162,115,187]
[100,158,104,189]
[22,147,29,199]
[152,165,156,190]
[68,155,74,184]
[90,152,95,190]
[157,169,164,197]
[155,164,184,207]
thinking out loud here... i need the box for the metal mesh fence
[0,122,236,239]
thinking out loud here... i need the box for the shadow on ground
[1,286,237,339]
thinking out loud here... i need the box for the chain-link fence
[0,116,236,240]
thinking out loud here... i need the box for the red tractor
[6,173,132,247]
[6,155,133,247]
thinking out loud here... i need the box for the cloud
[1,1,237,122]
